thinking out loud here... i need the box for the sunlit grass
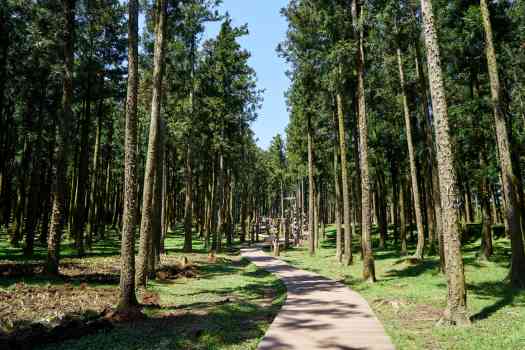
[278,225,525,350]
[0,228,286,350]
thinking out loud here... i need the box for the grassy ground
[276,226,525,350]
[0,230,286,350]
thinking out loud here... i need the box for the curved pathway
[241,246,395,350]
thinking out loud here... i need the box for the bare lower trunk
[337,92,352,265]
[421,0,469,324]
[397,47,425,260]
[45,0,75,276]
[354,4,375,282]
[399,177,407,255]
[183,145,193,252]
[88,106,102,243]
[308,113,315,256]
[136,0,167,287]
[415,40,441,256]
[479,155,493,260]
[117,0,139,310]
[151,122,164,271]
[480,0,525,288]
[333,144,343,262]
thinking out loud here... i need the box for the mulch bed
[0,255,199,349]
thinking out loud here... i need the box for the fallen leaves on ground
[0,282,118,333]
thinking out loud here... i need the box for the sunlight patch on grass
[279,225,525,350]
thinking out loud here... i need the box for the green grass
[276,225,525,350]
[0,230,286,350]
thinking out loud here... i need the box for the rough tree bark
[479,154,493,260]
[420,0,470,324]
[333,132,343,262]
[353,0,375,282]
[337,92,352,265]
[397,47,425,260]
[183,144,193,252]
[45,0,75,276]
[87,102,102,244]
[480,0,525,288]
[136,0,167,287]
[307,113,316,256]
[117,0,139,311]
[399,176,408,255]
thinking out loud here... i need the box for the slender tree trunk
[337,92,352,265]
[479,154,493,260]
[73,88,92,256]
[88,100,102,243]
[414,7,442,257]
[480,0,525,288]
[45,0,75,276]
[421,0,470,324]
[307,113,315,256]
[136,0,167,287]
[397,47,425,260]
[150,120,164,271]
[160,150,167,254]
[399,176,408,255]
[216,152,225,252]
[183,144,193,252]
[315,187,320,250]
[24,87,46,256]
[280,179,286,248]
[377,173,388,249]
[117,0,139,311]
[333,143,343,262]
[240,187,247,243]
[353,2,375,281]
[226,174,234,246]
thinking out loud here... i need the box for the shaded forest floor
[0,229,286,350]
[277,226,525,350]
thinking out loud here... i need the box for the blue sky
[203,0,290,150]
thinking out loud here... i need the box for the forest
[0,0,524,349]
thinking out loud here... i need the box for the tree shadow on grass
[461,239,511,267]
[468,280,525,322]
[0,238,122,263]
[0,269,121,288]
[383,259,440,278]
[36,290,284,350]
[6,243,287,350]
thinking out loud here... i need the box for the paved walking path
[241,246,395,350]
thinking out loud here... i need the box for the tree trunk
[414,7,442,258]
[351,1,375,280]
[183,144,193,252]
[315,187,320,250]
[354,3,375,282]
[280,179,286,248]
[45,0,75,276]
[480,0,525,288]
[136,0,167,287]
[307,113,315,256]
[24,85,46,256]
[160,149,167,254]
[337,92,352,265]
[73,85,92,256]
[150,120,164,272]
[117,0,139,311]
[400,177,408,255]
[88,100,103,244]
[421,0,470,324]
[397,47,425,260]
[479,155,493,260]
[333,143,343,262]
[377,173,388,249]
